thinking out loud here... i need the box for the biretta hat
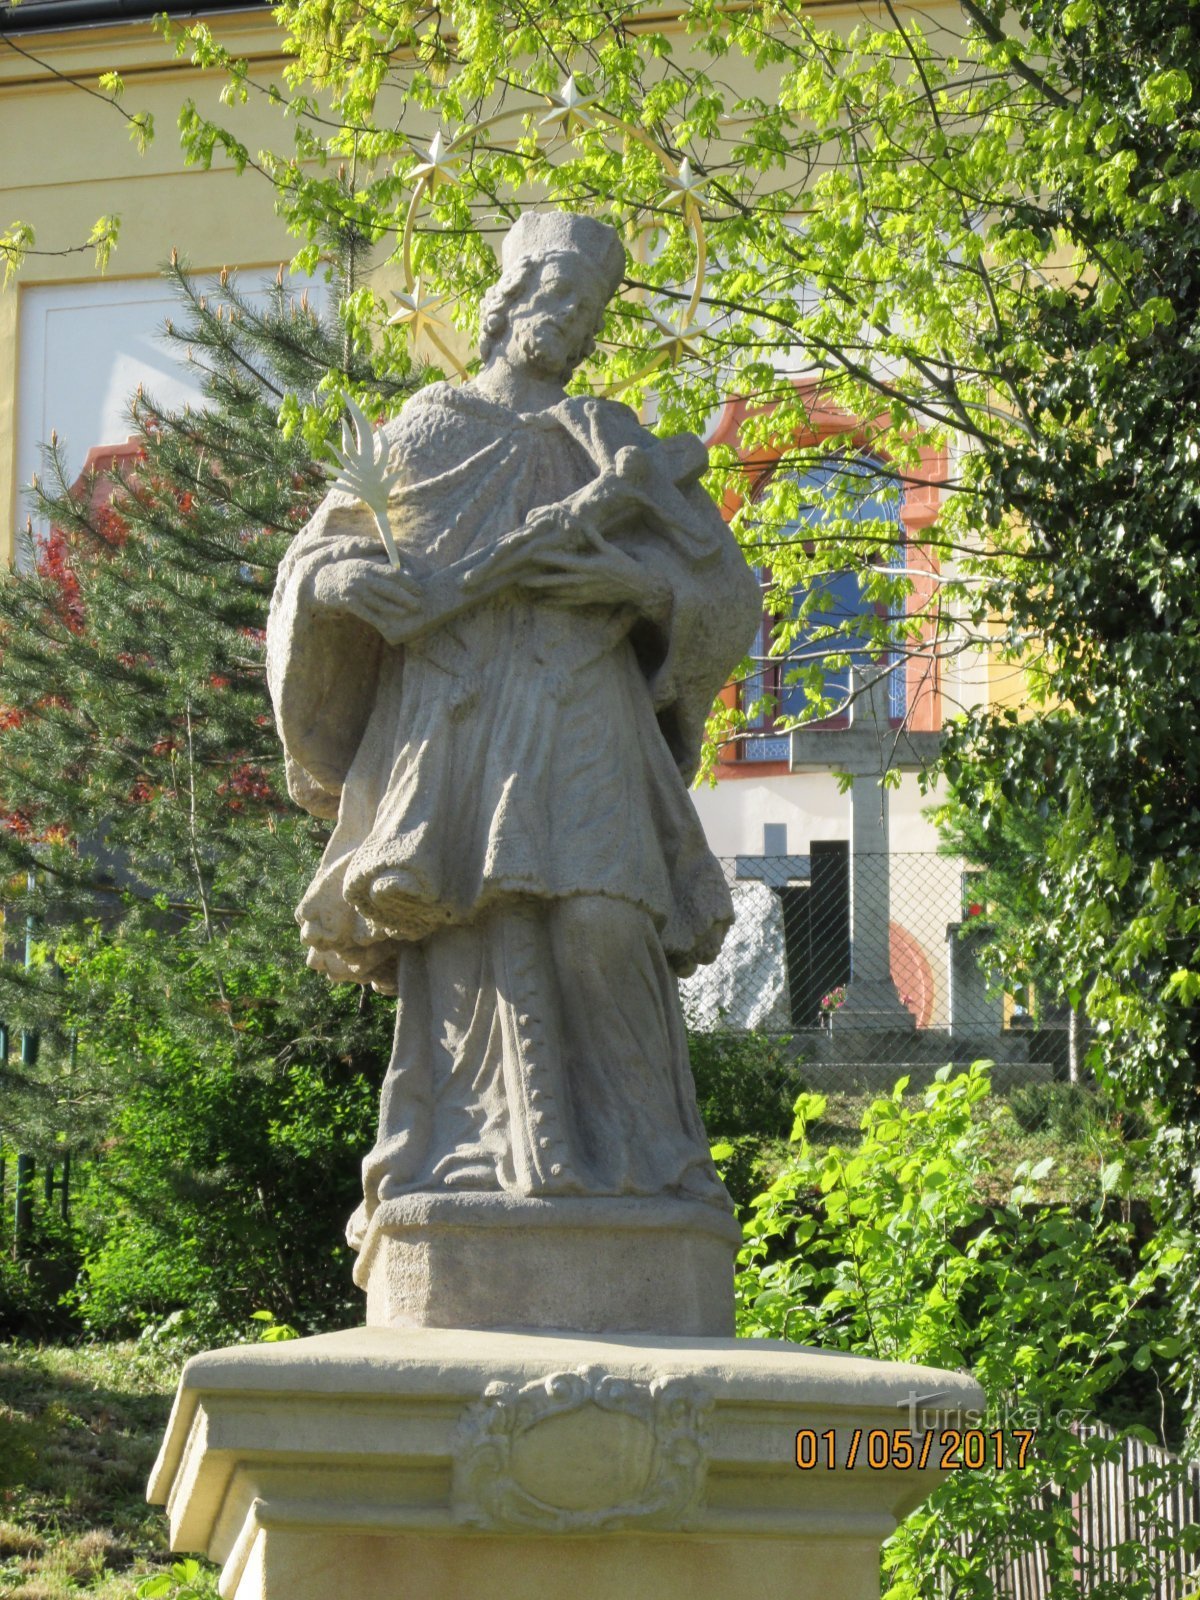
[500,211,626,301]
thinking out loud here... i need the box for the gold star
[540,75,599,137]
[648,312,708,365]
[663,157,706,209]
[411,131,459,193]
[387,280,452,342]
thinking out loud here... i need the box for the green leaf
[1140,68,1192,125]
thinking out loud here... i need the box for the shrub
[736,1065,1189,1597]
[687,1029,799,1140]
[1008,1081,1104,1140]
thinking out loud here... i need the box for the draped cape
[266,382,761,992]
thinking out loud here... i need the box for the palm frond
[328,396,403,569]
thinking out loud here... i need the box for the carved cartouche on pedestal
[265,212,761,1333]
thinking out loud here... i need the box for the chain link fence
[681,851,1084,1094]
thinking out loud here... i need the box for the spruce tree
[0,260,420,1336]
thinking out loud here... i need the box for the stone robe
[267,382,760,1234]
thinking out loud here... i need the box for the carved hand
[312,446,668,643]
[312,559,424,646]
[470,504,591,591]
[520,537,671,615]
[466,448,661,597]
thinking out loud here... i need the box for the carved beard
[508,312,574,380]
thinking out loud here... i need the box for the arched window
[743,455,906,763]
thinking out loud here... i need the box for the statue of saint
[267,213,760,1257]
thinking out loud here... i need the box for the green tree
[0,259,419,1336]
[9,0,1200,1423]
[153,0,1200,1408]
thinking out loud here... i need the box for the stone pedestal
[789,665,942,1033]
[833,974,916,1031]
[946,921,1005,1036]
[148,1327,984,1600]
[355,1195,743,1336]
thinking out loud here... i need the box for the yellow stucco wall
[0,280,16,554]
[0,9,312,561]
[2,1,968,571]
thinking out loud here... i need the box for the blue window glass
[743,456,905,763]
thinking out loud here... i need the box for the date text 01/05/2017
[794,1428,1036,1472]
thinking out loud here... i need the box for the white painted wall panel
[16,273,324,543]
[687,769,946,857]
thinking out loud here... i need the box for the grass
[721,1084,1151,1210]
[810,1090,1130,1201]
[0,1342,217,1600]
[692,1030,1150,1209]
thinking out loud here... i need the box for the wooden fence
[953,1424,1200,1598]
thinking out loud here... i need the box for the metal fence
[952,1424,1200,1599]
[681,851,1083,1093]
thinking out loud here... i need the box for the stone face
[147,1326,986,1600]
[265,215,762,1327]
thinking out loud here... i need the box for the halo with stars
[387,75,711,392]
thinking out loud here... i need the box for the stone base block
[354,1194,743,1336]
[148,1326,984,1600]
[221,1528,883,1600]
[833,978,918,1032]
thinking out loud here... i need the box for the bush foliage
[736,1065,1193,1596]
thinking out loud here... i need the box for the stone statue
[266,212,761,1331]
[157,220,983,1600]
